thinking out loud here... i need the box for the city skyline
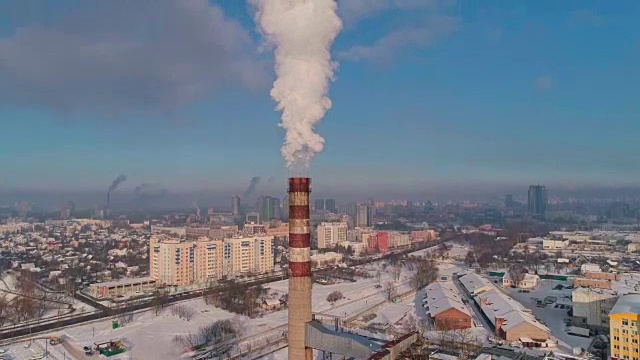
[1,1,640,193]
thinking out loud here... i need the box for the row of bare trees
[172,319,244,351]
[0,272,69,326]
[204,281,265,318]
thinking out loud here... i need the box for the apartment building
[150,235,273,286]
[609,294,640,360]
[223,236,273,277]
[316,222,348,249]
[388,232,411,248]
[150,237,197,287]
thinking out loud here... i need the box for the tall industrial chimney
[288,177,312,360]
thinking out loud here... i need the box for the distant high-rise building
[505,194,514,208]
[232,196,241,216]
[258,196,280,222]
[314,199,325,211]
[60,208,71,220]
[325,199,336,213]
[282,195,289,219]
[527,185,548,217]
[339,202,358,226]
[356,204,373,227]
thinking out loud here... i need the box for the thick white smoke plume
[252,0,342,169]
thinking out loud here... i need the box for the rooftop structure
[423,281,471,330]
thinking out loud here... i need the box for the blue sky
[0,0,639,197]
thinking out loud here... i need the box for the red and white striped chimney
[288,177,312,360]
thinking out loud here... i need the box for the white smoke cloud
[251,0,343,170]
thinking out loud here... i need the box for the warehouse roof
[424,281,470,317]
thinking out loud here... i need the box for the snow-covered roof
[610,294,640,315]
[423,281,470,317]
[477,289,548,334]
[459,273,492,294]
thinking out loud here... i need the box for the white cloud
[339,15,459,64]
[0,0,268,116]
[535,76,554,91]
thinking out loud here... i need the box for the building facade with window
[150,235,273,286]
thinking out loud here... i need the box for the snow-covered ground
[505,279,592,353]
[2,242,478,360]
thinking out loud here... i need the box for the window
[624,319,629,326]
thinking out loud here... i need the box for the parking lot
[506,280,592,353]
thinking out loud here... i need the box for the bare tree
[384,281,397,301]
[507,264,526,288]
[0,294,10,326]
[151,289,168,316]
[392,263,402,281]
[203,278,216,305]
[402,313,418,334]
[326,291,343,303]
[171,305,195,321]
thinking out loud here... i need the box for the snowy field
[506,279,592,353]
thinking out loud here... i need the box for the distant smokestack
[287,177,312,360]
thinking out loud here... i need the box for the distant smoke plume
[252,0,343,169]
[192,199,201,218]
[243,176,261,199]
[134,183,168,199]
[108,174,127,193]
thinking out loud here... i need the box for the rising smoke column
[252,0,342,169]
[243,176,261,199]
[108,174,127,193]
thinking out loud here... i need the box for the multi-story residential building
[316,222,348,249]
[609,294,640,360]
[150,235,273,286]
[150,237,198,287]
[388,232,411,248]
[223,236,273,277]
[246,212,260,224]
[244,223,266,235]
[411,230,437,243]
[314,199,325,211]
